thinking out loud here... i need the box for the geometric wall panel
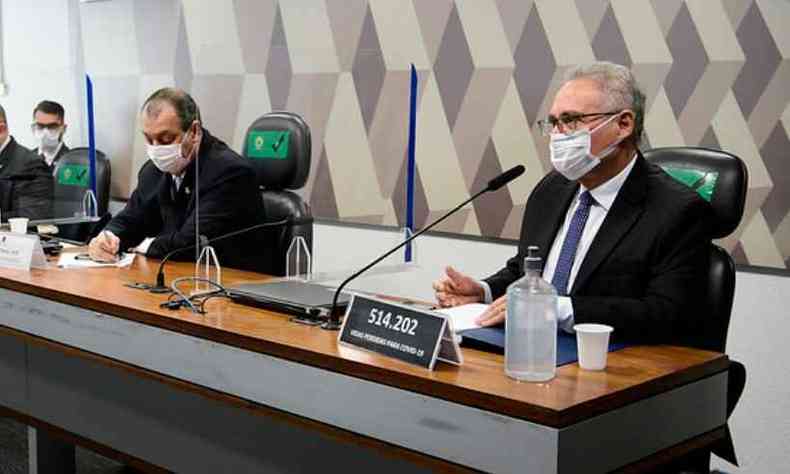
[76,0,790,271]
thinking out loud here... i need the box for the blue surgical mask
[549,114,622,181]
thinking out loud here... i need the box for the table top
[0,253,728,428]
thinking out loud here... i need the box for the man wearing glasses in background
[31,100,69,173]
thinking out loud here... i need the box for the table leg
[28,426,75,474]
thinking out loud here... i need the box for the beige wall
[4,0,790,270]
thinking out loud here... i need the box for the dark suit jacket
[484,152,713,345]
[105,129,273,273]
[0,136,54,220]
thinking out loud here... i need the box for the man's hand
[475,295,506,326]
[88,230,120,262]
[433,266,485,308]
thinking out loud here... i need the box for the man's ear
[191,121,202,143]
[618,111,635,140]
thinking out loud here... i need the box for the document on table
[434,303,489,333]
[57,252,136,268]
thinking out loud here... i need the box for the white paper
[132,237,154,254]
[434,303,489,333]
[57,252,136,268]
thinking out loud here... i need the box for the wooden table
[0,255,729,473]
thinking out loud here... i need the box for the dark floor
[0,417,122,474]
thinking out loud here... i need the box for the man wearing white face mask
[434,62,713,346]
[32,100,69,172]
[88,88,269,272]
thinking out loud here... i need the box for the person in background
[32,100,69,173]
[0,104,53,221]
[87,88,271,272]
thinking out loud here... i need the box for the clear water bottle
[505,246,558,382]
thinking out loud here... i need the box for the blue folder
[459,327,629,366]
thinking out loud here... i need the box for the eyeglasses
[536,111,621,136]
[31,122,63,132]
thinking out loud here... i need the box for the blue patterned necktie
[551,191,594,295]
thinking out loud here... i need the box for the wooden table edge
[0,274,729,429]
[0,325,480,474]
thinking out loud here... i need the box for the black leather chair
[51,147,112,242]
[645,146,748,469]
[242,112,313,276]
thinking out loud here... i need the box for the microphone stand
[146,218,291,293]
[322,187,489,330]
[323,164,524,330]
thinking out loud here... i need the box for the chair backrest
[242,112,313,276]
[52,147,112,217]
[644,147,748,352]
[645,147,747,239]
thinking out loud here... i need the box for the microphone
[322,165,526,330]
[487,165,524,191]
[146,218,293,293]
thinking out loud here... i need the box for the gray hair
[563,62,645,145]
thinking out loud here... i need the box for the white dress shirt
[37,142,64,167]
[481,155,637,333]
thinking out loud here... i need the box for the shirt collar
[38,141,64,166]
[581,153,638,211]
[172,174,183,191]
[0,135,12,156]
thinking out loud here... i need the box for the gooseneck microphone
[147,218,292,293]
[322,165,525,330]
[487,165,526,191]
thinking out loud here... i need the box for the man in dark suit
[32,100,70,173]
[0,104,54,221]
[435,62,728,471]
[88,88,271,273]
[434,62,712,345]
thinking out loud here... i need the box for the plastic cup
[8,218,29,234]
[574,323,614,371]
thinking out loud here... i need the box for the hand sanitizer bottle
[505,246,558,382]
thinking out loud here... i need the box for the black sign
[338,295,451,369]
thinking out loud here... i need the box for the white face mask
[549,114,623,181]
[34,128,62,151]
[146,127,199,175]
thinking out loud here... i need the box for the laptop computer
[228,280,352,320]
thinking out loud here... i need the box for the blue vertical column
[85,74,98,200]
[405,64,418,263]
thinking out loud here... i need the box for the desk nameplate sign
[0,232,48,270]
[338,295,462,370]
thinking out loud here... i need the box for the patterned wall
[80,0,790,270]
